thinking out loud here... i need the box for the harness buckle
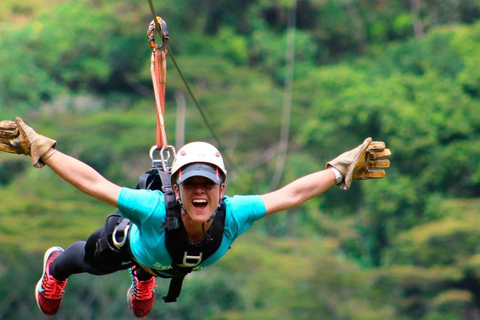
[179,252,203,268]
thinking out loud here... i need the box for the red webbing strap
[148,16,169,150]
[151,49,167,149]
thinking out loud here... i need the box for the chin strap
[201,211,217,242]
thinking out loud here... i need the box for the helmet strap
[202,221,213,241]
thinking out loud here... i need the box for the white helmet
[171,142,227,185]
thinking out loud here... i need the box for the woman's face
[174,176,225,223]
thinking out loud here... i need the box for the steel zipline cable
[147,0,238,174]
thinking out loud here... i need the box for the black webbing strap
[136,168,185,302]
[162,270,190,303]
[137,168,178,231]
[156,169,188,303]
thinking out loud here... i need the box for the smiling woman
[170,143,227,239]
[0,117,391,318]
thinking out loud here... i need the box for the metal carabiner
[149,145,176,172]
[112,220,130,250]
[147,16,170,50]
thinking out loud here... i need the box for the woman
[0,117,390,318]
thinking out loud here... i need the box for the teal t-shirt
[117,188,266,275]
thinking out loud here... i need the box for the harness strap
[163,270,190,303]
[157,168,180,231]
[156,167,188,303]
[152,50,167,149]
[147,17,170,150]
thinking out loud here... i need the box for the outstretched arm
[44,151,121,207]
[261,169,336,215]
[0,117,121,207]
[261,137,391,215]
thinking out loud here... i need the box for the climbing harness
[134,165,226,303]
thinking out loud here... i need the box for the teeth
[193,199,207,204]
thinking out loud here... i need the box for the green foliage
[2,1,480,319]
[0,28,66,117]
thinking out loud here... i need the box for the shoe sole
[35,246,64,314]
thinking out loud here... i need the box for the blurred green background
[2,0,480,319]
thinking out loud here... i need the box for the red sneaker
[35,246,68,317]
[127,265,156,318]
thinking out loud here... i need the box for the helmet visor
[176,163,223,185]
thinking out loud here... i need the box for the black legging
[50,215,153,281]
[50,241,101,279]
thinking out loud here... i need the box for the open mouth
[192,199,208,210]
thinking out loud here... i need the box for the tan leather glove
[326,137,391,190]
[0,117,57,168]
